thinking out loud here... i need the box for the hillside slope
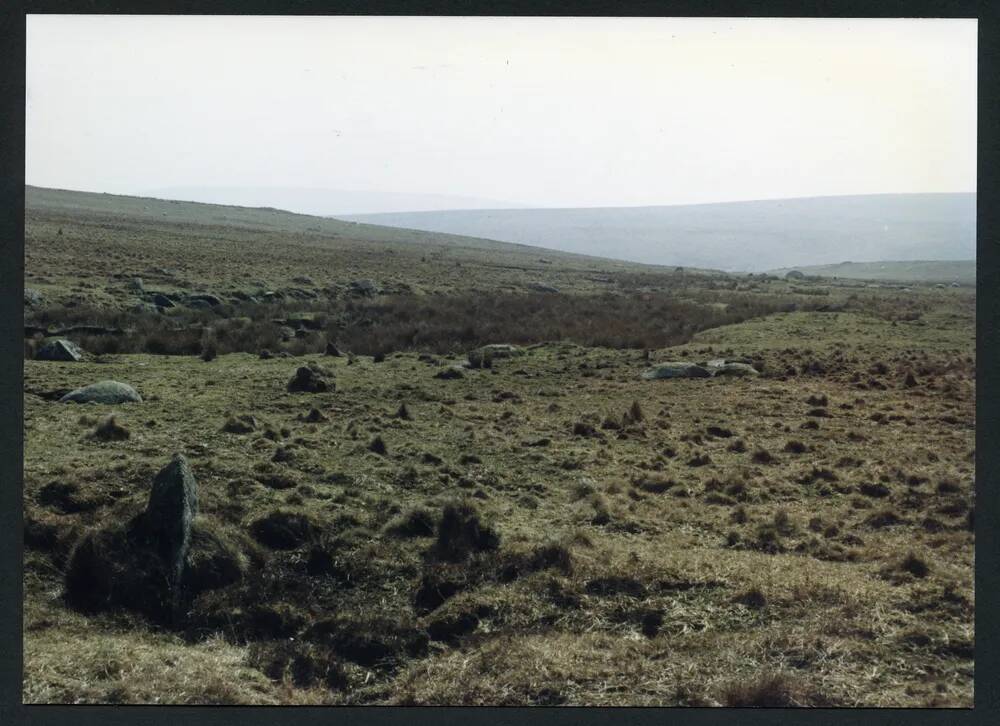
[24,186,698,304]
[342,193,976,272]
[768,260,975,284]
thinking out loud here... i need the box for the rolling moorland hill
[342,193,976,273]
[767,260,975,285]
[24,185,701,299]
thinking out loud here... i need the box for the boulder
[35,338,84,362]
[642,362,712,380]
[287,363,333,393]
[435,366,466,380]
[128,277,145,293]
[24,288,43,307]
[147,454,199,600]
[59,380,142,404]
[324,342,342,357]
[187,293,223,307]
[711,362,760,377]
[705,358,760,376]
[151,293,175,308]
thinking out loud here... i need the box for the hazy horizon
[27,16,976,215]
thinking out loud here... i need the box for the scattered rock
[187,293,223,307]
[60,380,142,404]
[642,362,711,380]
[151,293,175,308]
[24,287,43,307]
[35,338,84,362]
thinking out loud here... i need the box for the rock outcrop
[35,338,84,362]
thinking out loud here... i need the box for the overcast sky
[26,16,977,211]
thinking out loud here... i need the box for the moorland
[22,186,975,706]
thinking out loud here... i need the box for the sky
[26,16,977,213]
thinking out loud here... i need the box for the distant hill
[342,193,976,272]
[767,260,975,284]
[143,186,529,215]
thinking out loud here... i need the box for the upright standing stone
[146,454,199,614]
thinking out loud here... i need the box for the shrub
[25,289,800,358]
[721,672,802,707]
[732,586,767,610]
[432,501,500,561]
[384,507,437,538]
[248,510,318,550]
[90,414,129,442]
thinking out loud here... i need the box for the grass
[22,187,975,706]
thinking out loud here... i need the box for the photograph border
[2,1,996,724]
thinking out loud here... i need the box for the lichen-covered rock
[24,287,43,307]
[35,338,84,362]
[705,358,760,377]
[59,380,142,404]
